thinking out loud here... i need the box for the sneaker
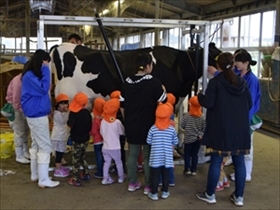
[93,173,103,179]
[143,186,151,195]
[80,173,91,181]
[223,181,230,188]
[128,182,142,192]
[196,192,217,204]
[68,178,81,187]
[184,170,191,175]
[191,172,196,176]
[137,165,144,173]
[169,182,175,187]
[229,193,244,206]
[61,166,70,173]
[102,177,114,185]
[118,175,126,183]
[161,191,170,199]
[54,168,69,178]
[215,185,224,192]
[148,192,158,201]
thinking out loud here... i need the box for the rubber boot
[15,147,30,164]
[30,148,38,182]
[23,142,30,159]
[244,159,252,182]
[37,152,60,188]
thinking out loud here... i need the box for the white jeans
[26,116,52,154]
[9,110,29,147]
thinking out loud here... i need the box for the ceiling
[0,0,277,38]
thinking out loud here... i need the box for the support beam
[154,0,160,46]
[25,0,30,57]
[123,7,154,19]
[163,0,203,16]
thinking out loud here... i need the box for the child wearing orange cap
[110,90,126,172]
[180,96,205,176]
[51,93,70,178]
[146,103,179,201]
[67,92,92,187]
[100,98,125,185]
[90,97,106,179]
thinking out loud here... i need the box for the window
[240,13,261,47]
[144,32,154,47]
[169,28,179,48]
[261,11,276,46]
[222,17,239,48]
[209,24,221,48]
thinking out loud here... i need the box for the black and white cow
[50,42,221,105]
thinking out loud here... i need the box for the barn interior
[0,0,280,209]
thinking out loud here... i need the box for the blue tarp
[120,42,140,51]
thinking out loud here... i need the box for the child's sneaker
[143,186,151,195]
[191,172,196,176]
[118,175,126,183]
[68,177,81,187]
[93,173,103,179]
[161,191,170,199]
[196,191,217,204]
[54,168,69,178]
[61,166,70,173]
[137,165,144,173]
[215,185,224,191]
[229,193,244,206]
[80,173,91,181]
[102,177,114,185]
[223,181,230,188]
[148,192,158,201]
[128,182,142,192]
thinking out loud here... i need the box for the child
[147,103,179,201]
[100,98,125,185]
[181,96,205,176]
[110,90,126,172]
[67,92,92,187]
[159,93,177,187]
[51,93,70,178]
[216,157,230,191]
[90,97,106,179]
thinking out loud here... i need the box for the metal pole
[94,11,124,83]
[275,0,280,46]
[37,20,44,49]
[194,33,200,95]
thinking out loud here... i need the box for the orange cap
[188,96,202,117]
[167,93,176,105]
[55,93,69,104]
[155,102,173,130]
[103,98,120,123]
[110,90,121,99]
[93,98,106,117]
[69,92,88,113]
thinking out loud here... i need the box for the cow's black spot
[63,52,76,78]
[81,53,103,74]
[53,48,62,81]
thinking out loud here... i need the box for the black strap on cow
[94,12,124,83]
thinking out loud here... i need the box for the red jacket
[90,116,103,144]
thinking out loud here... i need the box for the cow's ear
[53,48,63,80]
[73,45,99,61]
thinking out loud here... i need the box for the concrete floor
[0,129,279,209]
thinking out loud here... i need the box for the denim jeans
[94,144,103,177]
[206,153,246,197]
[127,144,151,186]
[184,140,201,172]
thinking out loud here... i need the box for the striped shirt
[147,125,179,168]
[180,113,206,144]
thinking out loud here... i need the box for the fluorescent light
[102,9,109,15]
[114,0,124,7]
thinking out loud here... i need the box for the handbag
[250,114,263,133]
[1,103,15,122]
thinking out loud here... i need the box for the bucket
[0,133,14,159]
